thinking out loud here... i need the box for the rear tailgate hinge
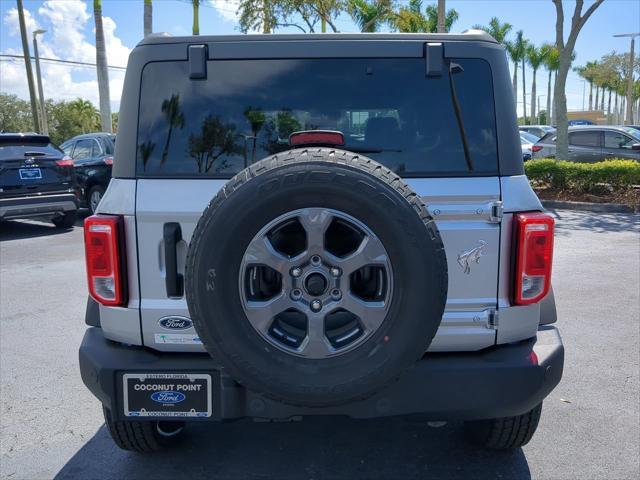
[489,201,504,223]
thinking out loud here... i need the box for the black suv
[61,133,115,213]
[0,133,78,228]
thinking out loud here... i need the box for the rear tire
[102,407,184,453]
[464,403,543,450]
[52,211,77,229]
[88,186,105,214]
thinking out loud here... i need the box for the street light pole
[613,32,640,125]
[16,0,39,133]
[33,29,48,135]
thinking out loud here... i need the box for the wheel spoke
[340,293,387,333]
[336,235,388,275]
[299,313,332,357]
[245,293,294,335]
[298,208,333,254]
[244,235,292,272]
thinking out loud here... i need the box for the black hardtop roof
[138,31,497,47]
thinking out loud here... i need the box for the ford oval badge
[151,391,186,404]
[158,316,193,330]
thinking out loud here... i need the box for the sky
[1,0,639,116]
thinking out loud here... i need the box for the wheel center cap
[305,273,328,297]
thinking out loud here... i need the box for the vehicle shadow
[0,211,88,242]
[55,417,531,480]
[549,209,639,236]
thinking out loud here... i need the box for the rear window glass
[0,139,62,160]
[136,58,498,177]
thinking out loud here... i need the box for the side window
[604,131,634,149]
[569,131,600,147]
[61,142,75,157]
[73,139,93,161]
[91,140,103,157]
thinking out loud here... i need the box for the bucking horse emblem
[457,240,487,275]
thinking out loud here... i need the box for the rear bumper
[0,192,78,220]
[80,326,564,422]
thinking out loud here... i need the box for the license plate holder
[19,168,42,180]
[123,373,212,418]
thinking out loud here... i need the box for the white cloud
[210,0,241,23]
[3,7,39,38]
[0,1,130,111]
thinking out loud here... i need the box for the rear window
[136,58,498,177]
[0,138,62,160]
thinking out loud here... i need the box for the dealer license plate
[123,373,212,418]
[19,168,42,180]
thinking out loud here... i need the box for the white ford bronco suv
[79,32,563,452]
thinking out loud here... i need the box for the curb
[541,199,639,214]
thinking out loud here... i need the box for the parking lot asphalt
[1,210,638,480]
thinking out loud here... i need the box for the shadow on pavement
[0,211,88,242]
[56,418,531,480]
[550,209,639,236]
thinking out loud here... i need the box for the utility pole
[614,32,639,125]
[33,29,48,135]
[437,0,446,33]
[16,0,39,133]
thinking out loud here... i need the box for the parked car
[79,32,563,453]
[519,125,555,139]
[60,133,114,214]
[532,125,640,162]
[567,119,595,126]
[520,131,539,161]
[0,133,78,228]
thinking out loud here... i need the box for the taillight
[56,156,74,167]
[513,212,554,305]
[103,156,114,166]
[531,145,542,153]
[84,215,126,306]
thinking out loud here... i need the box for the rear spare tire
[186,148,447,407]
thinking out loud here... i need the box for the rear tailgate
[0,137,74,198]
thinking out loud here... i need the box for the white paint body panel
[96,175,544,352]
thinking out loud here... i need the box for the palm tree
[144,0,152,37]
[473,17,512,44]
[93,0,112,133]
[69,98,100,133]
[192,0,201,35]
[541,43,559,124]
[393,0,457,33]
[347,0,393,32]
[527,44,549,123]
[160,94,185,165]
[505,30,527,109]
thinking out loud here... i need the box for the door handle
[163,223,183,298]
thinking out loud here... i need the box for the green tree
[347,0,393,32]
[505,30,527,108]
[541,43,559,124]
[238,1,338,33]
[552,0,604,160]
[473,17,512,44]
[244,107,266,165]
[160,94,185,165]
[69,98,101,134]
[392,0,458,33]
[0,94,33,134]
[144,0,153,37]
[192,0,202,35]
[93,0,112,133]
[526,44,549,123]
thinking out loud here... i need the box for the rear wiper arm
[448,62,473,171]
